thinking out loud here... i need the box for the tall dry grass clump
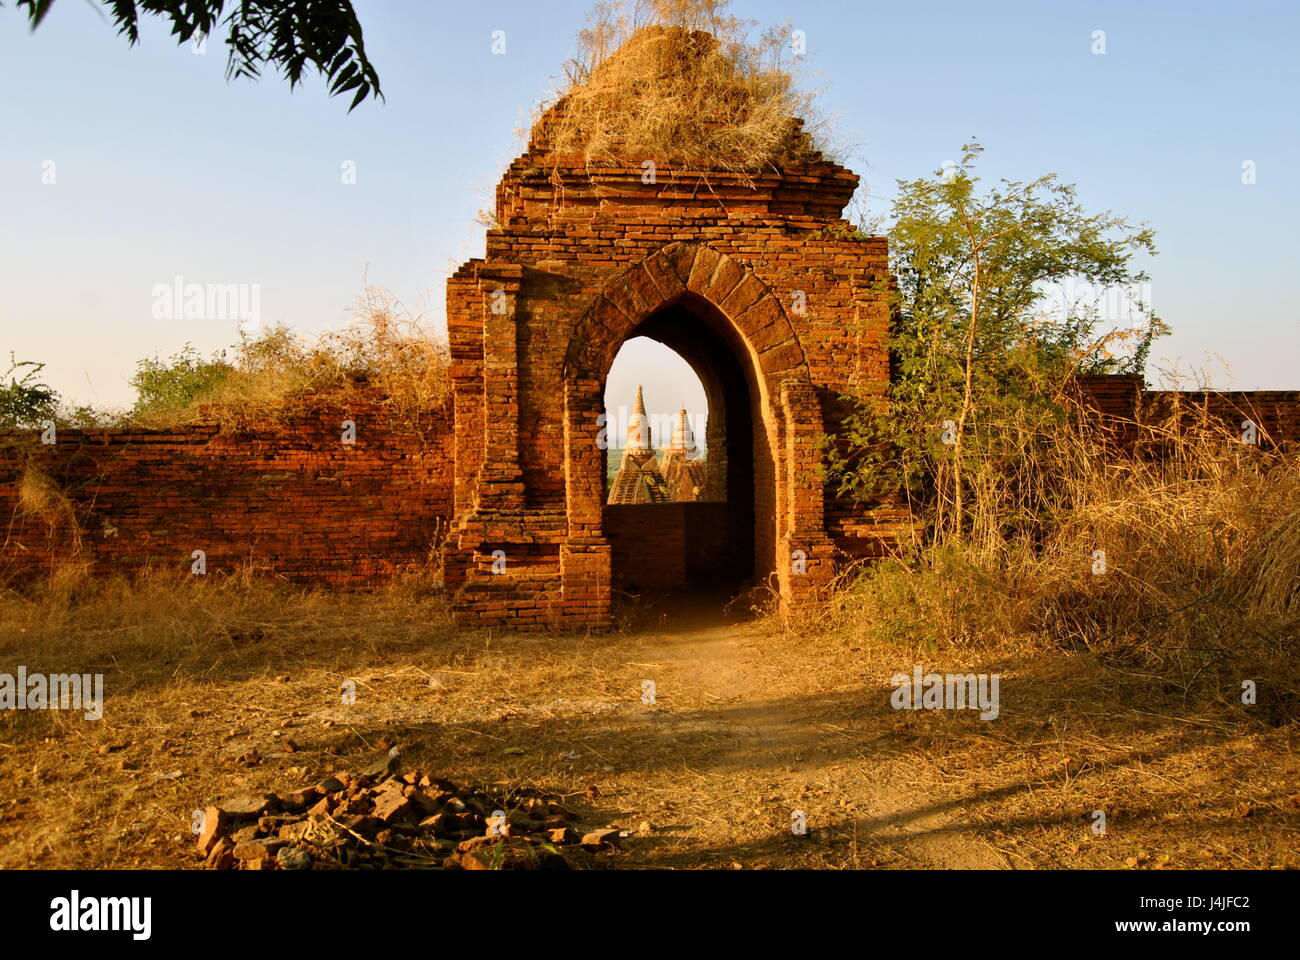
[16,465,72,524]
[12,463,86,567]
[537,0,830,175]
[0,565,454,708]
[0,463,89,591]
[824,401,1300,719]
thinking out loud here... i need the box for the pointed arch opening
[598,293,776,603]
[604,340,710,504]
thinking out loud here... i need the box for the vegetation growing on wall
[0,355,60,430]
[127,288,449,429]
[539,0,830,175]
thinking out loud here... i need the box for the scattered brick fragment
[196,762,606,871]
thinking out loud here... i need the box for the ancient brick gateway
[440,116,906,630]
[5,82,1298,631]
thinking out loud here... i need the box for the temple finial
[627,385,652,451]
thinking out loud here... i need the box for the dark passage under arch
[601,294,773,601]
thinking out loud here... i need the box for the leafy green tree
[130,344,231,416]
[0,355,60,429]
[833,142,1168,546]
[10,0,382,109]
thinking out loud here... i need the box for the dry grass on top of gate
[534,1,835,176]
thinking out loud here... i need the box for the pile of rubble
[197,760,620,870]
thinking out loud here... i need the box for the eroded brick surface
[442,130,897,628]
[0,397,451,587]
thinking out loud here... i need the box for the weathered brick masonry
[1072,375,1300,450]
[440,159,1300,635]
[440,107,905,630]
[4,153,1298,628]
[4,371,1290,615]
[0,398,452,586]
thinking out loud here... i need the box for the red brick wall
[605,504,688,592]
[1143,391,1300,449]
[0,397,453,587]
[1071,375,1145,419]
[1073,375,1300,449]
[604,502,737,594]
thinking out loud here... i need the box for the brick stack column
[476,264,525,510]
[778,378,836,608]
[560,374,613,626]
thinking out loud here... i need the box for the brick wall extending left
[0,394,454,587]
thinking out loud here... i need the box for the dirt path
[594,595,1004,869]
[9,585,1291,871]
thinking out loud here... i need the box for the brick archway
[443,145,897,631]
[565,241,811,398]
[560,242,830,611]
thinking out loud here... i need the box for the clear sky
[2,0,1297,422]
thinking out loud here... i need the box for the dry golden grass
[534,0,829,176]
[4,464,87,587]
[129,288,449,432]
[824,401,1300,722]
[764,615,1298,870]
[15,466,79,543]
[1,572,1295,870]
[2,379,1296,870]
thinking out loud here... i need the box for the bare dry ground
[1,578,1296,870]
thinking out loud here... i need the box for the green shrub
[129,344,232,418]
[0,355,60,430]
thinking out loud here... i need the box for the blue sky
[2,0,1297,420]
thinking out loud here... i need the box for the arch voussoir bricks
[442,138,905,630]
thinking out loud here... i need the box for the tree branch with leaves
[831,141,1168,549]
[10,0,383,109]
